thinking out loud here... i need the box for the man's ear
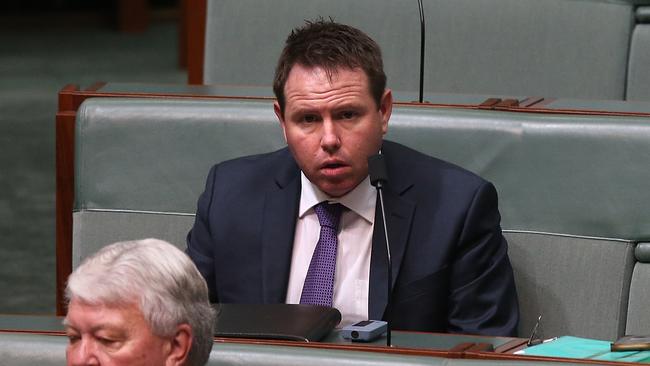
[379,89,393,135]
[274,101,288,142]
[165,323,193,366]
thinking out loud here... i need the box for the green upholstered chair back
[627,7,650,101]
[203,0,648,100]
[74,97,650,341]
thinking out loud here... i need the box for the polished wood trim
[57,82,276,112]
[494,338,528,353]
[187,0,207,84]
[449,342,476,352]
[478,98,502,109]
[494,99,519,108]
[57,84,79,112]
[466,343,494,352]
[55,111,75,316]
[0,330,66,337]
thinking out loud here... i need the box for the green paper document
[519,336,650,363]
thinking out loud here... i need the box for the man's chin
[317,180,358,198]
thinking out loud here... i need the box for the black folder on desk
[213,303,341,342]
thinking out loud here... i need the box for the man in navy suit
[186,20,519,336]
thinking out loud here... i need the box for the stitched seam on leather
[76,208,195,216]
[502,229,634,243]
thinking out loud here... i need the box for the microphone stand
[418,0,425,103]
[368,154,392,347]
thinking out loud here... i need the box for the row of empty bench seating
[201,0,650,101]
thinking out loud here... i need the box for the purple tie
[300,202,343,307]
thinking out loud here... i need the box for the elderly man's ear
[165,324,193,366]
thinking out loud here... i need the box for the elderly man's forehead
[65,297,143,324]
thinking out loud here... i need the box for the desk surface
[0,313,521,352]
[2,314,646,365]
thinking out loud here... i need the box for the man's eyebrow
[334,102,364,109]
[287,108,319,118]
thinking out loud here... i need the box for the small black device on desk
[341,320,388,342]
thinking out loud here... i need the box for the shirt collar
[299,172,376,224]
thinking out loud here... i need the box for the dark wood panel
[55,111,75,316]
[187,0,206,84]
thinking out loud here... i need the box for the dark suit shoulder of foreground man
[186,19,519,336]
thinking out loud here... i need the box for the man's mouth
[324,162,344,169]
[320,161,348,176]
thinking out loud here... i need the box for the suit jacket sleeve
[447,181,519,336]
[186,164,219,303]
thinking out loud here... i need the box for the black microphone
[368,154,388,188]
[368,153,392,347]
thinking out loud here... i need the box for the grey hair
[65,238,215,366]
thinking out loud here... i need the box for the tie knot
[314,202,343,229]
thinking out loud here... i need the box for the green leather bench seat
[203,0,647,100]
[74,98,650,341]
[0,333,67,366]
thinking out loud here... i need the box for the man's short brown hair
[273,19,387,114]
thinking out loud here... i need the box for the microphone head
[368,154,388,187]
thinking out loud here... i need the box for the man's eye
[302,115,319,123]
[98,337,116,345]
[340,111,357,120]
[67,334,80,344]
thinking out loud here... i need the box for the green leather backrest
[74,98,650,241]
[74,97,650,340]
[203,0,647,100]
[203,0,421,94]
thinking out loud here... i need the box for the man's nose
[67,340,100,366]
[320,119,341,153]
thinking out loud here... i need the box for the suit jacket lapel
[261,152,301,303]
[368,156,416,320]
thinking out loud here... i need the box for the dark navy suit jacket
[186,140,519,336]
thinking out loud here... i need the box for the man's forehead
[288,64,366,83]
[65,298,143,329]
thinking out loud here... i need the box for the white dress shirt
[285,173,376,327]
